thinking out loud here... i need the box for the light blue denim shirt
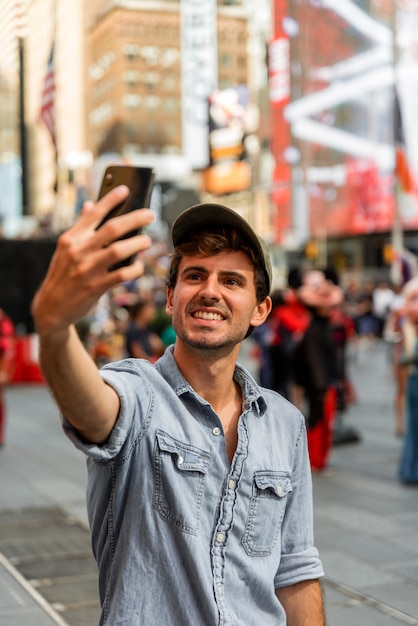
[63,346,324,625]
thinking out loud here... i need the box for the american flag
[40,45,56,148]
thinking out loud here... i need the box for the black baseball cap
[172,203,272,294]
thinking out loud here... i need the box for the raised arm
[32,185,154,444]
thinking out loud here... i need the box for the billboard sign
[269,0,293,245]
[283,1,401,238]
[181,0,218,170]
[202,85,253,195]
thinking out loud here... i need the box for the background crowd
[1,243,418,484]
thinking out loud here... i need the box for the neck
[172,341,241,410]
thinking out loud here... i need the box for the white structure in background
[180,0,218,170]
[285,1,395,186]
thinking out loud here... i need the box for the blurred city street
[0,339,418,625]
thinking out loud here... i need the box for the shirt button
[228,479,236,490]
[212,427,221,436]
[277,484,283,496]
[177,455,184,465]
[216,532,225,543]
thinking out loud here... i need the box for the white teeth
[194,311,223,321]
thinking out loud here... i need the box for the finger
[95,233,153,271]
[101,259,148,290]
[95,209,154,248]
[77,185,130,230]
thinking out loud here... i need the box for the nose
[198,274,221,301]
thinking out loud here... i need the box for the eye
[185,272,202,281]
[224,277,241,287]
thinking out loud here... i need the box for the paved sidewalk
[0,552,66,626]
[314,339,418,625]
[0,339,417,625]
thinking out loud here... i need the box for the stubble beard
[173,321,249,357]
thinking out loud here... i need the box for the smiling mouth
[192,311,224,321]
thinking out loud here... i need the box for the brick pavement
[0,339,417,625]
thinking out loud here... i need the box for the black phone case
[96,165,155,269]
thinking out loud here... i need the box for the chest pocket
[153,430,210,535]
[242,471,292,557]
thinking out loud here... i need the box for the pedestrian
[292,270,343,471]
[372,280,394,339]
[398,276,418,485]
[31,186,325,625]
[270,268,310,401]
[356,279,378,338]
[384,283,407,436]
[125,296,164,362]
[0,308,15,447]
[342,277,362,334]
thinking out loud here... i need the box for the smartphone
[96,164,156,269]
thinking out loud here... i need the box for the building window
[123,44,141,60]
[220,53,233,68]
[162,144,181,155]
[124,70,140,87]
[163,97,178,114]
[219,77,233,89]
[164,122,177,139]
[238,56,246,69]
[123,94,142,109]
[89,102,114,126]
[94,78,115,98]
[162,73,177,92]
[89,51,116,81]
[144,95,161,110]
[144,72,161,89]
[160,47,179,67]
[141,46,159,66]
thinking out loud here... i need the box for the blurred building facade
[0,1,24,229]
[1,0,418,282]
[0,0,87,230]
[86,1,248,158]
[269,0,418,279]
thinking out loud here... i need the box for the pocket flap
[156,431,210,473]
[254,471,292,498]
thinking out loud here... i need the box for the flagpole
[52,0,59,196]
[16,1,29,216]
[18,34,29,216]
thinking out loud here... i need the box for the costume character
[292,271,342,471]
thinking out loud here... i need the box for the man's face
[166,251,271,352]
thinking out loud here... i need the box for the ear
[166,286,174,315]
[250,296,272,328]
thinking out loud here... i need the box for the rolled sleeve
[62,362,153,462]
[274,546,324,588]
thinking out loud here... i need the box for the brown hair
[168,228,269,302]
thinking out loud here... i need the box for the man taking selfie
[32,185,325,625]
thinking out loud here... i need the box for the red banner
[269,0,292,244]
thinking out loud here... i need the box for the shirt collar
[155,345,267,417]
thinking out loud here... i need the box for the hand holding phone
[96,165,156,270]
